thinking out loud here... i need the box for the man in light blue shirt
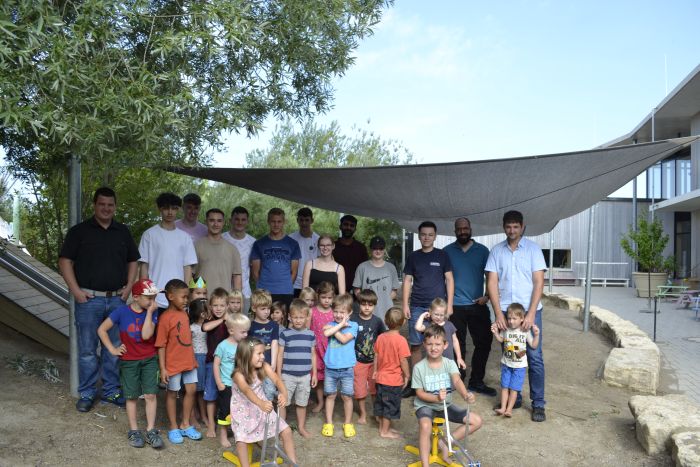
[485,210,547,422]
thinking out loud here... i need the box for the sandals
[343,423,356,438]
[180,426,202,440]
[321,423,334,437]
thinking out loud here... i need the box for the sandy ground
[0,305,672,466]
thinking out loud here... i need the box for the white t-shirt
[139,224,198,307]
[289,231,319,290]
[223,231,256,298]
[499,328,534,369]
[175,219,208,242]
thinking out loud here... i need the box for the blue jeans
[408,306,429,346]
[74,296,124,399]
[517,308,545,408]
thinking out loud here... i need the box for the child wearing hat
[97,279,164,449]
[352,236,400,320]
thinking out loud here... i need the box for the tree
[208,119,413,264]
[620,217,675,274]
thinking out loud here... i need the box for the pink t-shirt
[175,219,208,242]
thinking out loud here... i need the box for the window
[542,249,572,269]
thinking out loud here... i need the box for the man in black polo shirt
[59,187,140,412]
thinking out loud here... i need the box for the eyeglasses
[319,243,333,248]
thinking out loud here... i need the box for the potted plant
[620,217,675,297]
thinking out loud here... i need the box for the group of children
[97,272,540,466]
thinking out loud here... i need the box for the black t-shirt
[334,239,368,293]
[350,312,386,363]
[403,248,452,308]
[59,216,140,291]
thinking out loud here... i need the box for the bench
[578,277,629,287]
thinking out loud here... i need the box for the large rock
[604,348,659,394]
[542,293,583,311]
[629,395,700,455]
[672,431,700,467]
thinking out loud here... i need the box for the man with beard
[334,215,368,296]
[444,217,496,396]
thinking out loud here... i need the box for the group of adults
[59,186,546,423]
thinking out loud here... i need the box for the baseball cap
[369,236,386,249]
[132,279,160,297]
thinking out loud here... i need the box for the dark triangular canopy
[170,137,697,235]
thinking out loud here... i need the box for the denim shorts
[263,377,278,401]
[324,367,354,397]
[167,368,198,391]
[373,383,402,420]
[500,364,526,391]
[194,354,206,392]
[203,362,218,402]
[408,306,429,346]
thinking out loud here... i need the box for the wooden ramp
[0,240,69,354]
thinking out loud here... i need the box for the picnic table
[656,284,689,301]
[675,290,700,308]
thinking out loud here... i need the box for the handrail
[0,248,69,308]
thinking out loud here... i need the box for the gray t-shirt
[411,357,459,411]
[352,260,400,319]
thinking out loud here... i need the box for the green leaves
[620,217,674,274]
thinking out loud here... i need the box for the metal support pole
[401,228,406,277]
[12,194,21,245]
[583,204,596,332]
[548,231,554,292]
[631,138,638,287]
[68,153,81,398]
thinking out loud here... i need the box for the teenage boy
[334,215,368,295]
[139,193,197,310]
[290,207,319,297]
[412,324,482,465]
[194,208,242,294]
[97,279,163,449]
[353,236,400,319]
[223,206,256,312]
[250,208,301,309]
[175,192,208,241]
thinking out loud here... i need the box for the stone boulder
[604,348,659,394]
[672,431,700,467]
[629,395,700,455]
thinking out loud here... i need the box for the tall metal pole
[583,204,596,332]
[12,194,21,245]
[68,154,81,398]
[548,230,554,292]
[631,138,638,287]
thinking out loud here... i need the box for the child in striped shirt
[276,298,317,438]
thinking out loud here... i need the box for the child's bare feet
[494,407,505,416]
[379,430,402,439]
[206,428,216,438]
[389,428,402,435]
[298,427,313,438]
[504,411,512,418]
[357,416,367,425]
[438,439,451,461]
[311,403,324,413]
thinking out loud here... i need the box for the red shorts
[353,362,376,399]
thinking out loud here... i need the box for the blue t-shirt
[279,328,315,376]
[444,241,489,306]
[108,304,159,361]
[403,248,452,308]
[324,320,358,369]
[250,320,279,364]
[214,339,237,387]
[250,235,301,294]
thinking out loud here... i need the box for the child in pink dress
[309,281,335,413]
[231,337,297,467]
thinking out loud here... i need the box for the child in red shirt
[372,306,411,439]
[155,279,201,445]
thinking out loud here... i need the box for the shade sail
[170,137,698,236]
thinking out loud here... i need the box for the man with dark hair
[194,208,242,294]
[250,208,301,309]
[401,221,454,397]
[175,192,208,241]
[290,207,319,297]
[334,214,368,295]
[486,210,547,422]
[139,193,197,310]
[59,187,140,412]
[445,217,496,396]
[223,206,255,312]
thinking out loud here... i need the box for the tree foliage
[620,217,675,274]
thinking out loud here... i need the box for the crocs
[343,423,356,438]
[321,423,334,437]
[168,429,184,444]
[180,425,202,440]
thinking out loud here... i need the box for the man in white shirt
[289,207,319,297]
[139,192,197,309]
[222,206,256,312]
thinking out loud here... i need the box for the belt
[81,288,124,298]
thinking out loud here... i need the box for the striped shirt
[279,328,315,376]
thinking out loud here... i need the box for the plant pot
[632,272,668,298]
[684,278,700,290]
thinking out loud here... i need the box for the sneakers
[468,382,498,397]
[101,392,126,408]
[531,407,546,422]
[76,396,94,413]
[128,430,145,448]
[146,429,164,449]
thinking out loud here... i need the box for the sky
[217,0,700,196]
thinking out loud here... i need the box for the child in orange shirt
[372,306,411,439]
[155,279,202,445]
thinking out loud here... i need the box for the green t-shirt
[411,357,459,411]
